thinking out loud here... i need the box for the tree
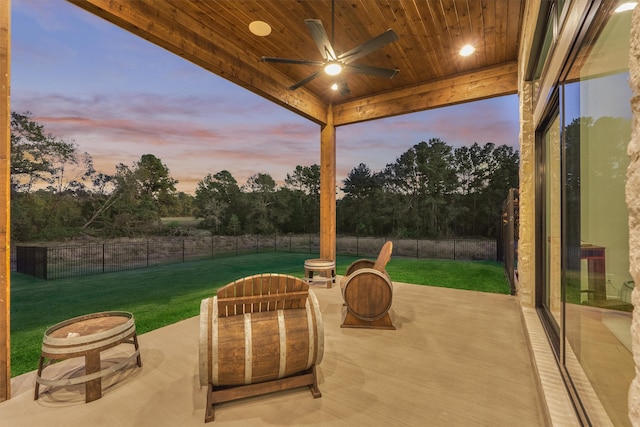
[12,190,85,241]
[381,139,457,236]
[133,154,178,217]
[227,214,241,235]
[243,173,281,234]
[451,142,519,236]
[169,192,195,217]
[284,164,320,233]
[284,164,320,195]
[82,154,178,236]
[10,111,95,193]
[194,170,241,233]
[91,172,116,196]
[475,143,519,236]
[340,163,385,235]
[9,111,101,240]
[453,143,492,235]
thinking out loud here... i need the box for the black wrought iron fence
[336,236,497,261]
[15,235,497,280]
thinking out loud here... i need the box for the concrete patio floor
[0,280,577,426]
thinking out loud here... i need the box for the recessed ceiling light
[331,83,339,91]
[615,2,637,12]
[459,44,475,57]
[249,21,271,36]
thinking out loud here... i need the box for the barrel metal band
[277,310,287,378]
[42,325,136,355]
[36,348,140,387]
[244,313,252,384]
[309,290,324,365]
[212,297,219,385]
[43,315,135,346]
[198,298,210,387]
[305,299,315,369]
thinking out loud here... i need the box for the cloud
[11,2,520,195]
[12,90,519,194]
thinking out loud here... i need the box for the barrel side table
[304,259,336,288]
[35,311,142,403]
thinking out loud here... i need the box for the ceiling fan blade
[304,19,337,61]
[261,56,324,66]
[346,63,399,79]
[288,70,322,90]
[338,29,399,64]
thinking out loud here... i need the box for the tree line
[10,111,518,242]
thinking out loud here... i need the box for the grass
[10,252,509,377]
[385,258,510,294]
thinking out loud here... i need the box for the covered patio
[5,0,638,424]
[1,280,571,426]
[0,0,525,407]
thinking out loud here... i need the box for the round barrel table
[35,311,142,403]
[304,259,336,288]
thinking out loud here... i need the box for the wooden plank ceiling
[68,0,524,126]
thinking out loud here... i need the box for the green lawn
[10,252,508,377]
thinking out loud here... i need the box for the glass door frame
[535,91,561,358]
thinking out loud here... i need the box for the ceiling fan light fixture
[615,2,637,12]
[459,44,475,57]
[324,62,343,76]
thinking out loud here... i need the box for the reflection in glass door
[538,108,562,349]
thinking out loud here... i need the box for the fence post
[356,234,359,257]
[416,238,419,259]
[289,234,292,252]
[44,247,48,280]
[453,240,457,260]
[274,233,277,252]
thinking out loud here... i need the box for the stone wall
[627,7,640,425]
[516,0,539,308]
[517,82,535,308]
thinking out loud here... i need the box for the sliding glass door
[536,2,634,424]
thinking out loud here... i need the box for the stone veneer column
[628,7,640,425]
[517,81,535,308]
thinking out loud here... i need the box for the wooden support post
[0,0,10,403]
[84,351,102,402]
[320,105,336,262]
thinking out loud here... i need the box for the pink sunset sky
[10,0,519,195]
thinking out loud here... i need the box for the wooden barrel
[344,259,375,276]
[36,311,141,402]
[199,289,324,387]
[342,268,393,321]
[304,258,336,286]
[41,311,137,359]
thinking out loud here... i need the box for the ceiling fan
[260,4,399,96]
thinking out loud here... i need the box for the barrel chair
[340,241,395,330]
[199,273,324,422]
